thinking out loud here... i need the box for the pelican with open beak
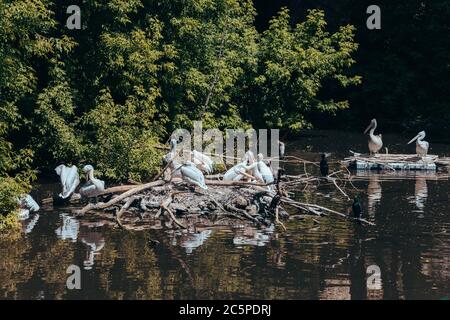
[364,119,383,155]
[408,131,429,156]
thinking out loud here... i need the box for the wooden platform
[343,153,440,171]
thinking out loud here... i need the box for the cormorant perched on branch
[320,153,329,176]
[352,196,362,219]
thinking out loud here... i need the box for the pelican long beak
[408,134,420,145]
[364,123,372,134]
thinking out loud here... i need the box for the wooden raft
[343,152,439,171]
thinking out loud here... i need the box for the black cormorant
[352,196,362,219]
[320,153,329,176]
[278,141,285,159]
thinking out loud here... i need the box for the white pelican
[408,131,429,156]
[163,139,182,179]
[19,194,40,212]
[245,150,256,164]
[364,119,383,155]
[256,154,275,186]
[18,194,40,220]
[223,162,247,182]
[55,164,80,199]
[163,139,178,163]
[79,165,105,198]
[179,161,208,190]
[191,150,214,174]
[223,151,255,182]
[246,162,264,183]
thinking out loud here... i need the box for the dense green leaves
[0,0,359,219]
[249,8,360,130]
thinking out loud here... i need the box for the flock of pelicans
[17,139,285,219]
[364,118,430,156]
[16,119,430,221]
[162,138,281,190]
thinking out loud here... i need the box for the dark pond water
[1,130,449,300]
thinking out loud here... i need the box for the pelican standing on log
[408,131,429,156]
[223,151,255,182]
[180,161,208,190]
[164,139,182,179]
[80,165,105,198]
[163,139,178,163]
[256,153,275,187]
[223,161,247,182]
[191,150,214,174]
[364,119,383,155]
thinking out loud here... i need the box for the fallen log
[75,180,165,215]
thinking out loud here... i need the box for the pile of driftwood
[72,161,374,231]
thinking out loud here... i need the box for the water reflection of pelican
[80,230,105,270]
[170,229,213,254]
[21,213,40,234]
[180,230,212,254]
[233,225,274,247]
[409,177,428,212]
[55,213,79,242]
[367,176,382,216]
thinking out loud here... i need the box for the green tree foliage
[161,0,259,130]
[0,0,49,221]
[259,0,450,135]
[247,8,360,130]
[0,0,359,221]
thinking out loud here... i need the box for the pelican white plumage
[163,139,178,163]
[163,139,182,179]
[245,162,264,183]
[18,194,40,220]
[223,162,247,181]
[179,161,208,190]
[223,151,255,182]
[55,164,80,199]
[245,150,256,164]
[79,165,105,198]
[256,154,275,186]
[191,150,214,174]
[19,194,40,212]
[408,131,429,156]
[364,119,383,155]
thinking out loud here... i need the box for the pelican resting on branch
[223,150,256,182]
[55,164,80,199]
[80,165,105,198]
[179,161,208,190]
[408,131,429,157]
[256,153,274,188]
[191,150,214,174]
[18,194,40,220]
[364,119,383,155]
[223,161,248,182]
